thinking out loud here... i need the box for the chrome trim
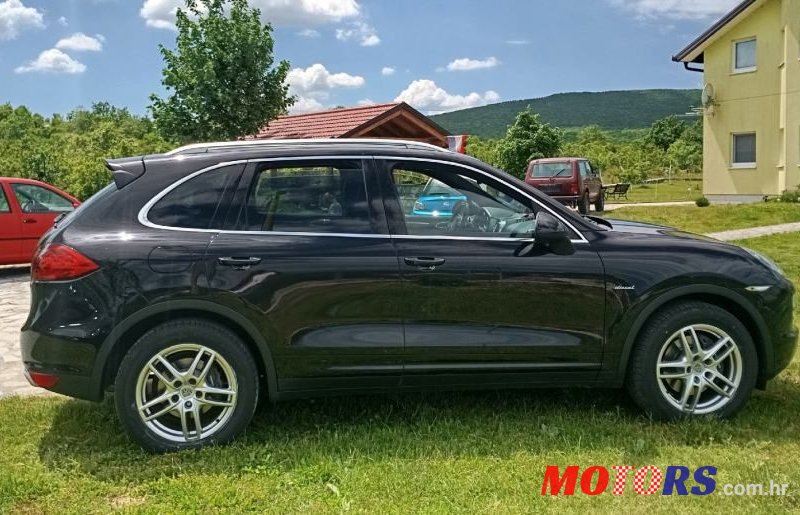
[166,138,449,156]
[745,285,772,293]
[138,155,590,245]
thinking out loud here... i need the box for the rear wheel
[627,301,757,420]
[577,192,589,214]
[115,319,259,453]
[594,191,605,212]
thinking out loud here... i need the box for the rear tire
[114,319,259,453]
[594,192,605,212]
[577,192,589,214]
[626,301,757,421]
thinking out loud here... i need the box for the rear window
[148,165,241,229]
[531,163,573,178]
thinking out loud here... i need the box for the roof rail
[166,138,449,156]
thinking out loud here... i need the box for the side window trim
[0,185,10,213]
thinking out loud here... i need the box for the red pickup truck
[0,178,80,265]
[525,158,604,214]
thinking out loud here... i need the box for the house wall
[702,0,799,200]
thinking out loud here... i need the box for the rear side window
[148,165,241,229]
[0,187,9,213]
[238,160,375,234]
[12,184,74,213]
[531,162,572,178]
[579,161,591,177]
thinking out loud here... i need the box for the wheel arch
[93,300,278,401]
[618,285,772,388]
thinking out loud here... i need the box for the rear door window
[148,165,243,229]
[11,184,74,213]
[237,160,378,234]
[0,187,9,213]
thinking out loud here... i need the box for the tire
[594,191,605,212]
[626,301,757,421]
[114,319,259,453]
[577,192,589,214]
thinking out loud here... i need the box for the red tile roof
[254,102,404,139]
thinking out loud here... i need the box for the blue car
[412,179,467,218]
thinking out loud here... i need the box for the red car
[525,158,604,214]
[0,178,80,265]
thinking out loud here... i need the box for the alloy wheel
[135,343,238,443]
[656,324,743,414]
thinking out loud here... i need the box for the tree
[646,115,687,151]
[495,109,563,179]
[149,0,294,143]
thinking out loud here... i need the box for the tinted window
[149,166,241,229]
[239,160,374,234]
[0,188,9,213]
[531,162,573,178]
[392,163,537,238]
[12,184,74,213]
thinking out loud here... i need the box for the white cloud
[140,0,361,30]
[287,63,365,113]
[0,0,44,40]
[15,48,86,74]
[381,66,395,76]
[505,39,529,45]
[609,0,739,20]
[357,98,376,106]
[56,32,104,52]
[58,16,68,27]
[395,79,500,114]
[297,28,320,38]
[445,56,500,72]
[335,20,379,46]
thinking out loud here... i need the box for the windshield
[531,163,573,178]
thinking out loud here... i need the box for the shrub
[695,196,710,207]
[778,187,800,203]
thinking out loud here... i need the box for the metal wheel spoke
[711,369,736,389]
[191,406,203,440]
[681,380,704,413]
[155,355,183,383]
[708,339,736,366]
[180,407,192,440]
[197,386,237,407]
[680,327,702,358]
[148,361,175,386]
[195,352,217,384]
[142,398,180,422]
[703,377,732,398]
[139,391,172,413]
[658,360,691,379]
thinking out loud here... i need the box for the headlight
[743,247,786,278]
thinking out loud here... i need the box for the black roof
[672,0,757,64]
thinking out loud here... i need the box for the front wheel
[594,191,605,212]
[626,301,757,420]
[114,319,259,452]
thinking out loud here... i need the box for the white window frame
[732,37,757,74]
[731,132,757,169]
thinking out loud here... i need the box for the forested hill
[430,89,701,138]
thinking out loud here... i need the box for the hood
[605,218,720,243]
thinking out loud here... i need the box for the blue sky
[0,0,740,116]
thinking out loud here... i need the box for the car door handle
[22,218,37,224]
[403,257,445,270]
[218,257,262,268]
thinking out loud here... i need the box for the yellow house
[674,0,799,202]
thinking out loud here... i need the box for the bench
[604,183,631,200]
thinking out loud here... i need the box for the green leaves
[149,0,294,143]
[494,109,563,178]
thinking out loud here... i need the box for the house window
[731,133,757,168]
[733,38,757,73]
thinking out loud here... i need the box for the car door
[9,182,77,260]
[376,157,606,388]
[0,183,22,265]
[204,158,404,394]
[580,161,601,201]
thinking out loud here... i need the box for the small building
[673,0,799,202]
[254,102,450,147]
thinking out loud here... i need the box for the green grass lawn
[609,202,800,234]
[1,224,798,513]
[610,180,703,204]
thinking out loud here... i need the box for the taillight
[31,244,99,282]
[570,184,579,195]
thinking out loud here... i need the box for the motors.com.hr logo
[540,466,789,497]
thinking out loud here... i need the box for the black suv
[21,139,797,452]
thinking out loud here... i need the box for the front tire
[626,301,757,420]
[594,191,605,212]
[115,319,259,453]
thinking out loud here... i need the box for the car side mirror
[533,211,575,255]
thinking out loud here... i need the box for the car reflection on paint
[412,178,467,218]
